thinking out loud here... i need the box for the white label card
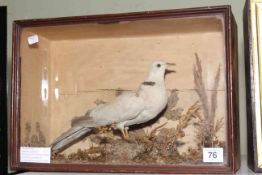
[20,147,51,163]
[27,35,39,45]
[203,147,223,163]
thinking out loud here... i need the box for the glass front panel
[19,14,228,166]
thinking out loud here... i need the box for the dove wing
[52,92,144,153]
[88,92,145,126]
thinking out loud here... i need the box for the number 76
[208,152,217,159]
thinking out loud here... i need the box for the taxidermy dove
[51,61,175,153]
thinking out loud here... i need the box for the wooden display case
[11,6,239,174]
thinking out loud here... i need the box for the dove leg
[116,113,148,140]
[124,127,129,139]
[116,122,130,140]
[120,128,128,140]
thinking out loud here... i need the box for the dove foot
[120,127,130,140]
[124,127,129,138]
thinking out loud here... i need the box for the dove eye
[157,64,161,68]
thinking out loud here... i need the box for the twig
[147,122,168,138]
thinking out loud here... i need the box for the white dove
[51,61,175,153]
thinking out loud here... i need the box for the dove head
[147,61,176,82]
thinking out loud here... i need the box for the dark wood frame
[244,0,262,173]
[11,5,240,174]
[0,6,7,175]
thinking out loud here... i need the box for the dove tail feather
[71,115,95,127]
[50,126,91,153]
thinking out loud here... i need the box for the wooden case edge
[244,0,262,173]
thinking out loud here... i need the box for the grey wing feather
[90,92,145,126]
[50,126,91,153]
[71,114,97,128]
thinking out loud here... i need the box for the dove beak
[165,62,176,74]
[165,69,176,74]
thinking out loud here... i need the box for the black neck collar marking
[142,81,156,86]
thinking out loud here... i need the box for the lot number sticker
[203,148,223,163]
